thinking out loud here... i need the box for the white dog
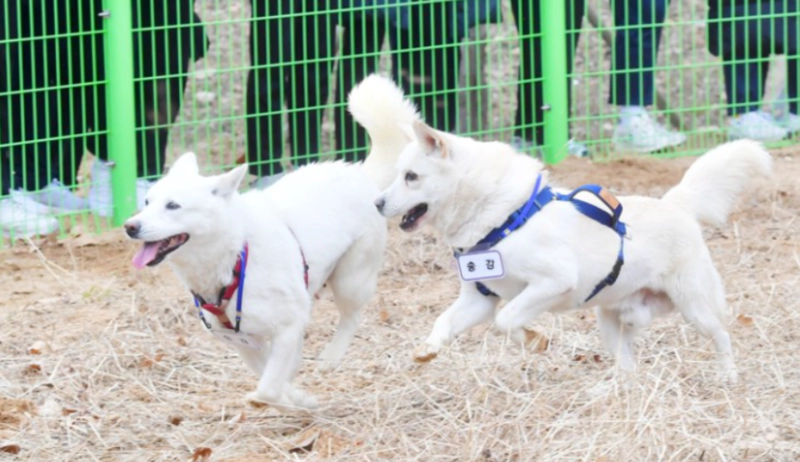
[374,112,771,382]
[124,74,418,410]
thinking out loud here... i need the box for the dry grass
[2,147,800,461]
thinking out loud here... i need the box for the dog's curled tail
[348,74,420,190]
[662,139,772,227]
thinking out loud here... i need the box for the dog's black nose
[124,221,140,238]
[374,197,385,213]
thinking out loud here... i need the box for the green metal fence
[1,0,797,241]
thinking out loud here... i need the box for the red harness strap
[192,245,248,330]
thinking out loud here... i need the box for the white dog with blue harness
[374,115,771,383]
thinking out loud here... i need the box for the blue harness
[458,175,627,303]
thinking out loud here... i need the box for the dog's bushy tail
[348,74,420,190]
[662,139,772,227]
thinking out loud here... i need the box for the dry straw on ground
[2,148,800,461]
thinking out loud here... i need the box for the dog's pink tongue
[132,242,160,269]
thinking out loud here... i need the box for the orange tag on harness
[598,188,621,210]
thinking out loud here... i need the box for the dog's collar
[192,244,249,332]
[457,177,628,303]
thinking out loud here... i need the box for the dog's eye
[166,201,181,210]
[405,171,418,182]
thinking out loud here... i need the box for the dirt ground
[2,146,799,461]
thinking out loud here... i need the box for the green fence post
[103,0,137,225]
[540,2,569,165]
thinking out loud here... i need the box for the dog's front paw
[245,391,271,409]
[286,388,319,411]
[413,343,440,363]
[316,347,344,371]
[246,389,319,412]
[722,367,739,385]
[316,359,339,372]
[524,328,550,352]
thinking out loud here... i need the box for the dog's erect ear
[169,152,200,177]
[412,120,448,158]
[212,164,248,198]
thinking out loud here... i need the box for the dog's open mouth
[400,203,428,231]
[132,233,190,269]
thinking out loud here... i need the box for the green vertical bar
[103,0,137,225]
[540,2,569,165]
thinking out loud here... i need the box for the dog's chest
[178,269,235,306]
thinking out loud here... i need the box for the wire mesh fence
[1,0,797,242]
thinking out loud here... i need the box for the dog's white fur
[374,112,771,382]
[125,74,416,410]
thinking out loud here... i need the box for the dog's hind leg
[317,275,368,370]
[415,282,500,362]
[596,306,637,371]
[317,234,384,370]
[676,300,737,383]
[669,264,737,383]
